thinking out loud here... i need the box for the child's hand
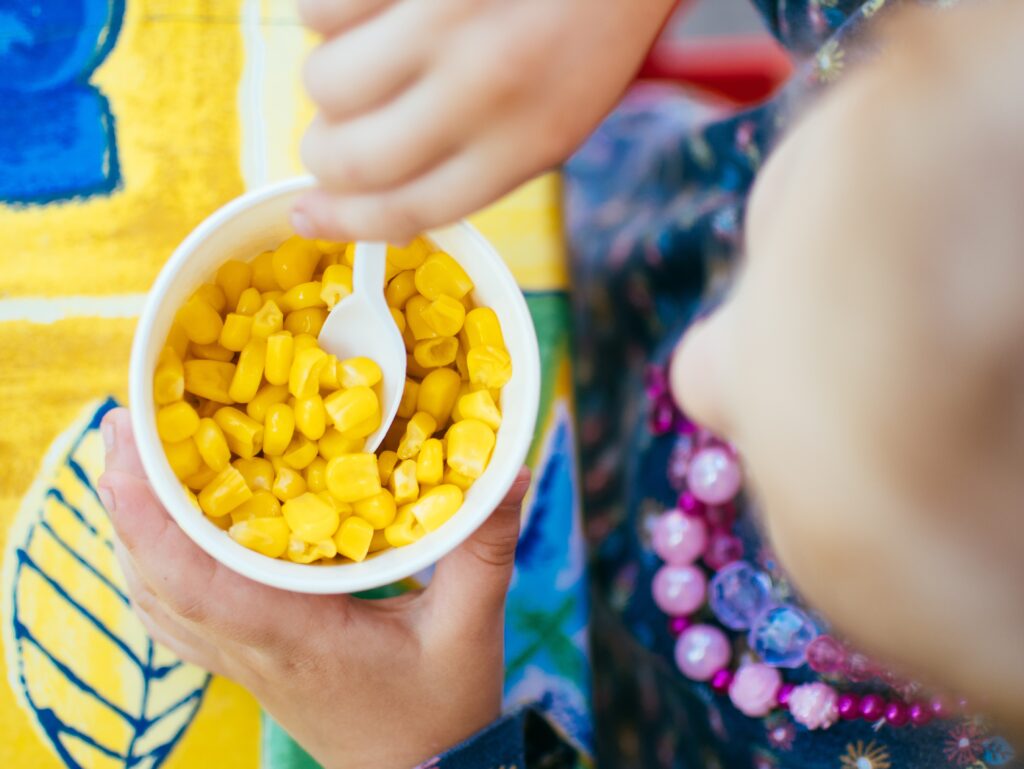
[291,0,676,242]
[672,2,1024,726]
[98,408,531,769]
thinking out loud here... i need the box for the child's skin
[98,1,1024,767]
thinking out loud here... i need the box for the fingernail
[101,417,115,452]
[291,210,314,238]
[98,485,116,513]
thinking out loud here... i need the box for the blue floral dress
[429,1,1023,768]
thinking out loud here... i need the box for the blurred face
[670,4,1024,729]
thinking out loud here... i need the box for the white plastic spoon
[318,242,406,452]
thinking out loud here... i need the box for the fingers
[670,307,736,439]
[428,467,531,630]
[297,0,396,37]
[101,408,146,478]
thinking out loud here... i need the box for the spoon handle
[353,242,388,299]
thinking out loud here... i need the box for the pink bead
[669,616,692,636]
[687,447,742,505]
[844,652,875,682]
[806,635,846,675]
[678,491,704,516]
[652,510,709,565]
[652,565,707,616]
[885,701,909,728]
[788,683,839,730]
[908,702,932,727]
[837,694,861,721]
[710,669,734,694]
[777,684,796,707]
[704,532,744,570]
[729,664,782,718]
[674,625,732,682]
[705,503,737,530]
[860,694,885,721]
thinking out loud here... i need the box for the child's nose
[670,308,734,440]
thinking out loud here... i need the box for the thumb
[427,467,531,628]
[671,304,737,439]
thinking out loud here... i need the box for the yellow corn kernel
[257,331,291,386]
[414,253,474,301]
[228,338,267,403]
[385,270,419,309]
[456,348,470,381]
[236,287,263,316]
[272,465,307,501]
[446,419,496,479]
[184,360,235,403]
[416,438,444,485]
[324,386,380,437]
[287,537,337,564]
[390,307,406,334]
[184,464,218,491]
[397,378,420,419]
[339,357,383,388]
[462,307,505,349]
[369,529,391,553]
[246,383,290,422]
[305,457,328,493]
[176,296,223,345]
[294,394,327,440]
[263,403,295,456]
[283,435,319,470]
[156,401,200,443]
[405,296,438,340]
[384,505,424,548]
[289,347,328,398]
[215,259,252,310]
[413,337,458,369]
[353,489,397,529]
[280,281,326,313]
[334,516,374,562]
[230,490,282,524]
[230,517,290,558]
[320,263,354,310]
[163,438,202,480]
[326,453,381,503]
[272,236,320,290]
[189,341,234,362]
[251,300,284,340]
[198,465,253,518]
[154,346,185,405]
[249,250,277,292]
[261,290,284,305]
[449,382,473,422]
[404,484,463,532]
[387,240,429,271]
[401,318,417,352]
[233,457,275,492]
[167,323,190,359]
[293,334,319,353]
[316,239,348,256]
[422,295,466,337]
[213,407,264,459]
[316,490,352,518]
[194,418,231,472]
[397,411,438,460]
[284,307,327,336]
[208,511,233,530]
[196,399,221,419]
[406,354,435,380]
[318,356,340,391]
[282,492,339,543]
[467,346,513,389]
[193,283,227,314]
[456,389,502,431]
[443,467,475,491]
[183,486,201,509]
[318,428,364,460]
[389,459,420,504]
[217,313,252,352]
[377,450,400,485]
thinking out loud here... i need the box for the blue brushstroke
[38,520,129,605]
[0,0,125,204]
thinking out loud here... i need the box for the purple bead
[704,532,744,570]
[669,616,693,636]
[652,510,709,565]
[675,415,697,435]
[687,447,742,505]
[710,669,734,694]
[885,701,909,728]
[777,683,796,707]
[708,562,774,631]
[729,664,782,718]
[860,694,885,721]
[844,652,875,682]
[748,604,819,668]
[650,398,676,435]
[674,625,732,682]
[837,694,861,721]
[806,635,847,675]
[705,503,737,530]
[908,702,932,727]
[652,565,707,616]
[678,491,705,516]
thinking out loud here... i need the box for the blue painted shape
[0,0,124,204]
[8,398,211,769]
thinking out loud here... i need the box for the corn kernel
[198,465,253,518]
[416,369,462,426]
[264,331,294,385]
[228,338,267,403]
[287,537,337,564]
[462,307,505,350]
[164,438,202,479]
[280,281,326,313]
[189,342,235,362]
[183,360,235,403]
[443,467,475,491]
[406,354,435,380]
[230,490,282,524]
[235,286,261,315]
[319,356,341,390]
[384,505,424,548]
[316,490,352,517]
[413,337,458,369]
[456,348,470,380]
[230,517,290,558]
[282,492,339,543]
[215,259,252,310]
[249,250,276,292]
[183,486,201,509]
[369,529,390,553]
[321,264,354,310]
[318,428,365,460]
[214,407,264,459]
[184,464,218,491]
[193,283,227,314]
[251,300,284,339]
[233,457,275,491]
[283,435,319,470]
[154,347,185,405]
[156,401,200,443]
[285,307,327,336]
[446,419,496,479]
[294,394,327,440]
[246,383,289,422]
[305,457,328,493]
[324,387,380,436]
[456,389,502,431]
[390,459,419,504]
[401,318,417,352]
[293,334,318,353]
[422,295,465,337]
[262,290,284,305]
[217,313,251,352]
[334,516,374,562]
[194,417,231,471]
[316,239,348,256]
[353,489,397,529]
[398,378,420,419]
[167,323,190,359]
[397,411,438,460]
[467,346,513,389]
[339,357,383,388]
[390,307,406,334]
[387,240,429,271]
[272,465,307,501]
[196,399,221,419]
[415,253,474,301]
[385,270,418,309]
[263,403,295,456]
[377,450,400,485]
[405,296,438,340]
[326,453,381,502]
[273,236,320,290]
[405,484,463,532]
[176,296,223,345]
[289,347,328,398]
[416,438,444,485]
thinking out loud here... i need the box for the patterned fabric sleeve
[426,709,579,769]
[749,0,886,56]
